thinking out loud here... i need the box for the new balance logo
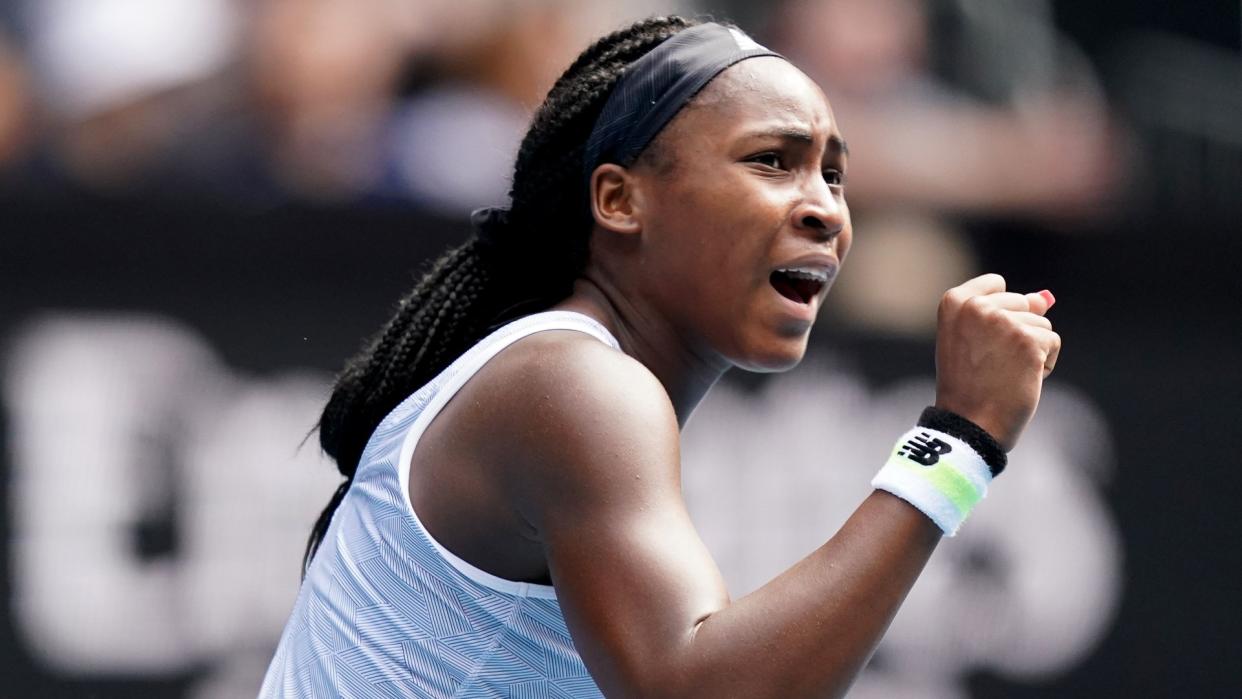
[899,432,952,466]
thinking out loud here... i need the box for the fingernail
[1039,289,1056,308]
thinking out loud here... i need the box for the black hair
[304,15,702,573]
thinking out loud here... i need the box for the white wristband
[871,427,993,536]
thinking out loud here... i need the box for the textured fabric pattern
[260,312,618,698]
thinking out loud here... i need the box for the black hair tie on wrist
[917,406,1008,476]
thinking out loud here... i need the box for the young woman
[261,16,1060,698]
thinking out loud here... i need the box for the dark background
[2,1,1241,696]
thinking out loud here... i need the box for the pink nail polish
[1039,290,1056,309]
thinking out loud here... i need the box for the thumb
[1025,289,1056,316]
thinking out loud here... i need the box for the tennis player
[261,16,1060,698]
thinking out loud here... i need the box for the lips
[770,265,833,305]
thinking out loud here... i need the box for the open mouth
[770,268,828,305]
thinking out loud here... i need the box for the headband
[582,22,784,184]
[472,23,783,246]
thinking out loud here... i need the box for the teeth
[777,267,830,283]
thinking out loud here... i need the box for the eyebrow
[745,126,850,157]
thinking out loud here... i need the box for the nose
[790,177,846,242]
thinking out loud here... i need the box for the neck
[556,276,729,428]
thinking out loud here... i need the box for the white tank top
[260,311,618,698]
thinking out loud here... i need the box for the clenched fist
[934,273,1061,451]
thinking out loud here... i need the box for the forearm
[546,274,1052,698]
[666,491,940,699]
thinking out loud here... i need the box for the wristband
[871,424,994,536]
[916,406,1006,476]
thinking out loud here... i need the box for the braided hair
[306,15,702,571]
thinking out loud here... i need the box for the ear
[589,163,643,235]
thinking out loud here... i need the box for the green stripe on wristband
[873,427,993,536]
[888,449,983,515]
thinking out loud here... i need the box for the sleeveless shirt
[260,311,616,698]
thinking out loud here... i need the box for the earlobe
[590,164,643,235]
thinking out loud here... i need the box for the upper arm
[487,334,729,697]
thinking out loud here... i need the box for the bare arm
[495,275,1057,698]
[498,340,931,698]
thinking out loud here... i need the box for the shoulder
[481,328,677,447]
[467,328,681,520]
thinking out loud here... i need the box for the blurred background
[0,0,1238,696]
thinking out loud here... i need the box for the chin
[730,337,810,373]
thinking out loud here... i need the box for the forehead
[680,57,838,137]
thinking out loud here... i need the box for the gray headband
[582,22,784,185]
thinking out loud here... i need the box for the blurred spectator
[243,0,693,210]
[384,0,691,215]
[772,0,1123,218]
[23,0,242,194]
[6,0,693,210]
[766,0,1127,335]
[17,0,420,206]
[247,0,412,202]
[0,31,32,171]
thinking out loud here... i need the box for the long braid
[306,15,700,572]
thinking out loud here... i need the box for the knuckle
[984,305,1012,329]
[940,295,965,320]
[961,294,988,315]
[1015,327,1039,351]
[991,313,1016,334]
[1025,314,1052,331]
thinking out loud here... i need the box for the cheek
[643,176,791,313]
[838,223,854,263]
[706,186,789,252]
[654,183,768,267]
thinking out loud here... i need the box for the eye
[823,169,846,187]
[747,152,786,170]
